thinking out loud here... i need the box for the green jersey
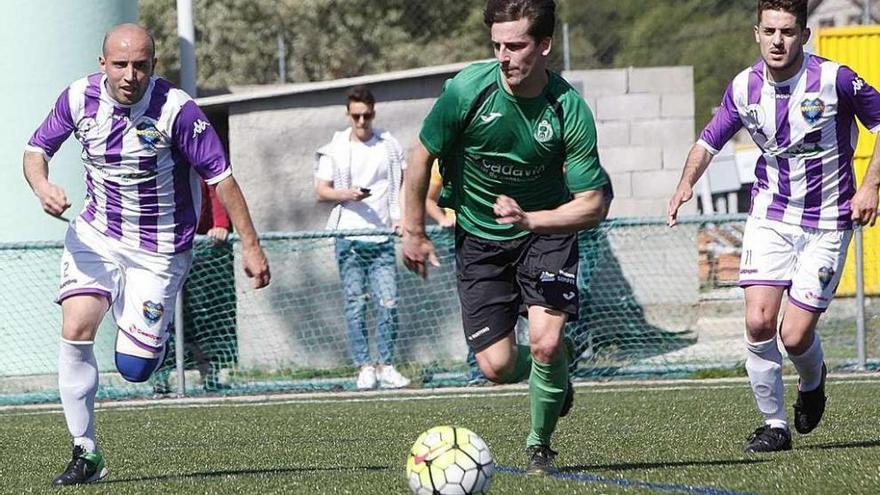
[420,61,609,241]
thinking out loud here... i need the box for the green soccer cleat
[52,445,108,485]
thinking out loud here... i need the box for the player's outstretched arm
[668,144,713,227]
[402,141,439,279]
[23,150,70,218]
[851,137,880,227]
[494,188,609,234]
[214,175,271,289]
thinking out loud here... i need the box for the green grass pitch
[3,376,880,494]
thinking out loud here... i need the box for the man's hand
[667,184,693,227]
[851,185,879,227]
[207,227,229,244]
[35,182,71,218]
[242,244,271,289]
[402,230,440,279]
[494,195,531,230]
[344,188,371,202]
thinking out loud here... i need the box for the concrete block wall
[563,66,697,219]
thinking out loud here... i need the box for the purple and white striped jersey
[698,54,880,230]
[26,73,231,254]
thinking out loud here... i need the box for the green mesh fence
[1,215,877,405]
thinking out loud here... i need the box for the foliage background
[140,0,759,129]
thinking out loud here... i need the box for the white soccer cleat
[377,364,410,389]
[356,365,378,390]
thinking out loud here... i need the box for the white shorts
[58,219,193,351]
[739,217,852,313]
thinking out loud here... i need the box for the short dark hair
[483,0,556,40]
[346,85,375,110]
[757,0,808,29]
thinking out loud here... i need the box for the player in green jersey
[402,0,611,475]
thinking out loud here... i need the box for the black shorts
[455,228,579,352]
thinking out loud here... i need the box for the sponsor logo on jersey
[800,98,825,125]
[540,271,556,282]
[192,119,211,139]
[853,77,865,95]
[534,119,553,142]
[480,112,503,123]
[135,121,162,150]
[818,266,835,289]
[143,301,165,324]
[74,117,98,142]
[788,142,825,158]
[471,155,547,184]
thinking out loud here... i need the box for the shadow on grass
[562,458,768,472]
[800,438,880,451]
[103,465,391,484]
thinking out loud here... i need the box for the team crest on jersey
[143,301,165,324]
[818,266,835,289]
[534,119,553,142]
[744,104,766,127]
[800,98,825,125]
[135,121,162,150]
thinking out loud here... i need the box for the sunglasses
[349,112,375,121]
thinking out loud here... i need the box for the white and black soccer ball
[406,426,494,495]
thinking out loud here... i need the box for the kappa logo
[853,77,865,95]
[480,112,503,123]
[192,119,211,139]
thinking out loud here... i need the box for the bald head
[103,23,155,59]
[99,23,157,105]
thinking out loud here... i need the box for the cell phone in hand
[359,187,371,194]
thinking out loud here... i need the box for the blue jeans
[335,238,399,367]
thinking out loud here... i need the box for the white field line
[3,373,880,417]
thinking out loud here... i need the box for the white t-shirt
[315,133,403,233]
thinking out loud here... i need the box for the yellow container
[816,26,880,295]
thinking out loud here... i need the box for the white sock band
[59,340,99,452]
[788,333,824,392]
[746,335,787,426]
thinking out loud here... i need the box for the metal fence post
[175,290,186,396]
[855,226,866,370]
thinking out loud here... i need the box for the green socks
[526,351,569,447]
[497,344,533,384]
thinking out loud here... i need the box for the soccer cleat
[526,444,558,475]
[356,365,378,390]
[377,364,411,389]
[744,425,792,453]
[560,336,575,418]
[793,362,827,434]
[52,445,108,485]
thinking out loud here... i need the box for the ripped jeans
[335,238,399,367]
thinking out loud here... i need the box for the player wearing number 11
[668,0,880,453]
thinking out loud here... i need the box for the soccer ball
[406,426,494,495]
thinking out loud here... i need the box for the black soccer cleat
[52,445,108,485]
[793,362,827,434]
[744,425,792,453]
[526,444,559,475]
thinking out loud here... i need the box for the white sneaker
[356,365,377,390]
[377,364,411,389]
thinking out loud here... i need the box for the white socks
[58,339,99,452]
[746,336,787,429]
[788,333,824,392]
